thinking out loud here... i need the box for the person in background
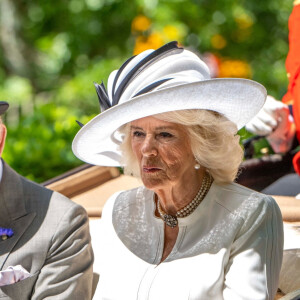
[73,41,283,300]
[246,0,300,196]
[0,101,93,299]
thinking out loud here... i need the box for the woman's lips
[143,166,161,173]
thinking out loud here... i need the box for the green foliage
[2,103,95,183]
[54,57,125,114]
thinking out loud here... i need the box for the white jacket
[93,181,283,300]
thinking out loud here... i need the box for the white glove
[246,95,295,153]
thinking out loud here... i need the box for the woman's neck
[154,169,206,215]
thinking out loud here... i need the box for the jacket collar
[0,160,36,270]
[0,159,27,222]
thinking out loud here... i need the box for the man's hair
[118,109,243,183]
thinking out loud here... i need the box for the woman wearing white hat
[73,42,283,300]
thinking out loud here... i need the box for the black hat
[0,102,9,115]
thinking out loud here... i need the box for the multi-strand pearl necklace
[157,172,213,228]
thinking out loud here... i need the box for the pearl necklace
[157,172,213,228]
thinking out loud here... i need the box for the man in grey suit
[0,101,93,299]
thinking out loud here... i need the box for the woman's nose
[141,136,157,156]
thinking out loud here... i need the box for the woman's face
[130,116,196,190]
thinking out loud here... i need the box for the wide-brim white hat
[72,42,267,166]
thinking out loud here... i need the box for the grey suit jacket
[0,161,94,299]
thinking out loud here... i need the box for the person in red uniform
[246,0,300,196]
[282,1,300,174]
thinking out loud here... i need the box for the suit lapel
[0,160,27,220]
[0,160,36,270]
[0,212,36,269]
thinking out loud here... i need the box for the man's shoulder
[22,175,69,201]
[9,165,85,216]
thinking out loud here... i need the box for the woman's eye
[132,131,144,137]
[158,132,173,138]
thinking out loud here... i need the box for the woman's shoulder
[210,181,281,222]
[212,181,275,202]
[101,186,152,218]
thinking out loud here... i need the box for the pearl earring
[194,158,201,170]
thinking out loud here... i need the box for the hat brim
[72,78,266,166]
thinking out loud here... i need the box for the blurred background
[0,0,293,182]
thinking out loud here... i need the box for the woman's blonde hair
[118,109,243,183]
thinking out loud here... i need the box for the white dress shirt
[93,181,283,300]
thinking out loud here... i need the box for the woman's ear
[0,124,7,156]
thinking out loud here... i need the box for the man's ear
[0,124,7,157]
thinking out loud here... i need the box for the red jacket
[282,4,300,174]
